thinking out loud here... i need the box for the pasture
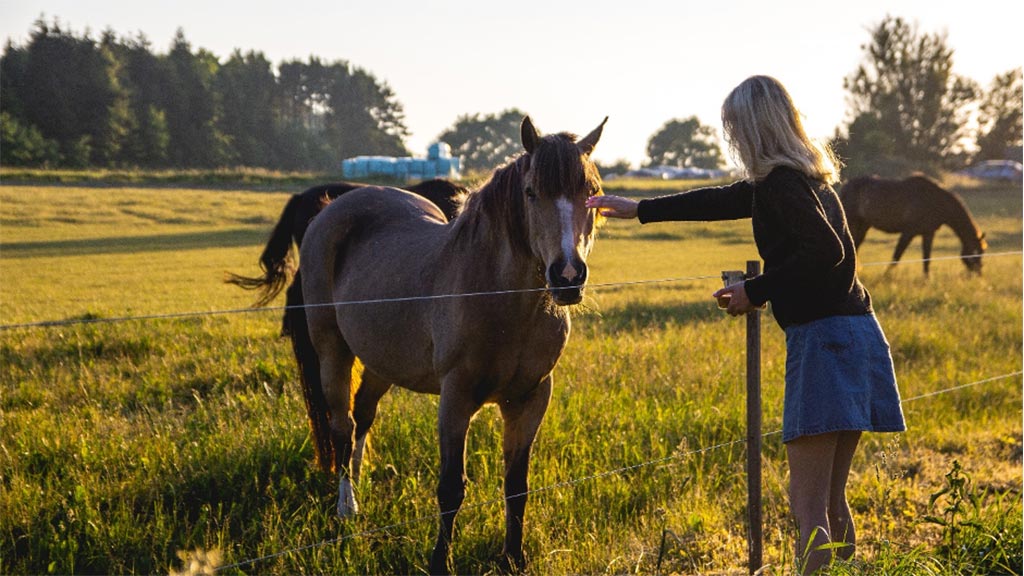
[1,177,1021,575]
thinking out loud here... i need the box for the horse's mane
[452,132,601,252]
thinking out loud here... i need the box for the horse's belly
[336,304,439,391]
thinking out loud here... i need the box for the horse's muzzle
[546,259,587,306]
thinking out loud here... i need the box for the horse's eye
[525,186,537,200]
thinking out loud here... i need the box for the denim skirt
[782,313,906,443]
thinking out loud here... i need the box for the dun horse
[299,116,606,574]
[226,180,465,411]
[226,178,465,311]
[840,175,987,276]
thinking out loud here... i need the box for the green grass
[1,178,1021,575]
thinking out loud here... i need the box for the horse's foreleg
[429,382,479,576]
[351,371,392,483]
[887,232,915,274]
[498,374,553,571]
[921,231,935,277]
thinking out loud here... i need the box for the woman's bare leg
[828,431,862,561]
[787,432,839,575]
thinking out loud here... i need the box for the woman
[587,75,905,574]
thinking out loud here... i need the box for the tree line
[1,20,408,171]
[1,16,1021,178]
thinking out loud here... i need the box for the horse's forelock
[530,132,597,200]
[454,134,601,251]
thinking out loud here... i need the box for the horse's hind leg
[309,324,360,518]
[351,369,392,483]
[497,374,553,571]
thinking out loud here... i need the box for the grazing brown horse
[299,116,606,574]
[840,175,987,276]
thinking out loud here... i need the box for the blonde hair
[721,75,841,184]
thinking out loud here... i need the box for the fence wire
[1,251,1020,331]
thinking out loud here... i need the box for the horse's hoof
[336,501,358,518]
[336,478,359,518]
[428,547,451,575]
[500,549,526,573]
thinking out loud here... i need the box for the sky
[1,0,1021,167]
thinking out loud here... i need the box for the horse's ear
[521,116,541,154]
[578,116,608,157]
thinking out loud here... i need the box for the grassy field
[1,176,1021,575]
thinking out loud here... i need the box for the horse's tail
[224,193,304,307]
[281,271,334,472]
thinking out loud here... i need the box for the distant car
[957,160,1023,182]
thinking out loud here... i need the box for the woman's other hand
[586,195,639,219]
[713,282,757,316]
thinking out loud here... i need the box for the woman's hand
[713,282,757,316]
[586,195,639,219]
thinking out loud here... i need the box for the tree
[5,19,132,166]
[107,33,171,167]
[0,19,415,171]
[111,34,172,167]
[160,30,229,167]
[274,57,334,170]
[0,111,60,166]
[325,62,409,161]
[841,16,977,177]
[216,50,278,167]
[975,68,1023,162]
[646,117,723,169]
[437,108,527,174]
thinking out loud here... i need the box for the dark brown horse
[299,116,606,574]
[840,175,987,276]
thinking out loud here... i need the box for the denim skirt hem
[782,313,906,443]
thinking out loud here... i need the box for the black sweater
[636,165,872,328]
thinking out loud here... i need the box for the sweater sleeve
[636,180,754,223]
[743,170,845,306]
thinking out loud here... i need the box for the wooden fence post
[745,260,763,574]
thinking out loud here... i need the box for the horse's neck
[943,197,981,246]
[447,161,545,292]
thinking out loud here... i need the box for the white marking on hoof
[337,477,359,518]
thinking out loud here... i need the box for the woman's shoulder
[762,165,814,187]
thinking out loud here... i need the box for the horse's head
[519,116,606,306]
[962,231,987,274]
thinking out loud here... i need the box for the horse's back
[301,186,449,389]
[309,186,449,287]
[841,175,949,233]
